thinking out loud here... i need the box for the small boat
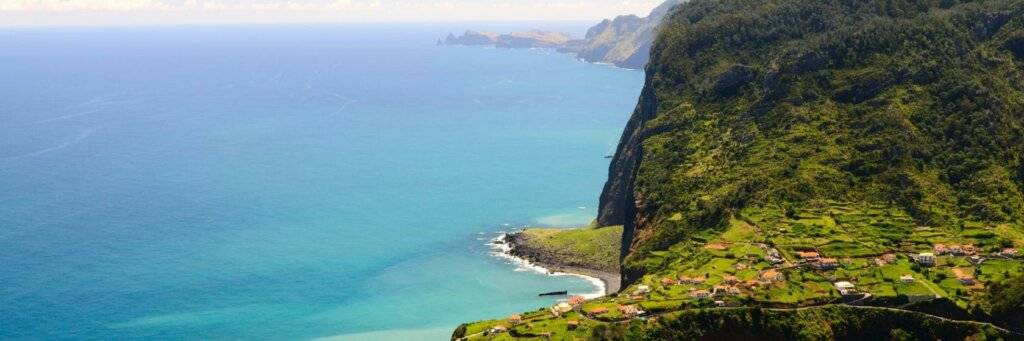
[604,155,613,159]
[538,290,568,297]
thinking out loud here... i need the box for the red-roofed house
[760,269,784,282]
[587,307,609,317]
[798,251,820,260]
[618,305,641,318]
[568,295,586,307]
[814,258,840,270]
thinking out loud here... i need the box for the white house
[834,281,857,295]
[917,253,936,266]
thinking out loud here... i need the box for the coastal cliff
[600,0,1024,288]
[442,0,683,69]
[455,0,1024,338]
[575,0,683,69]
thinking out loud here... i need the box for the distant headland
[439,0,684,69]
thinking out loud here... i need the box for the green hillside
[456,0,1024,339]
[615,0,1024,276]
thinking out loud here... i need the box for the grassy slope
[516,226,623,273]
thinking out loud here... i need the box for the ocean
[0,23,643,340]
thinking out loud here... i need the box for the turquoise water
[0,24,643,339]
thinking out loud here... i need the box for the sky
[0,0,665,27]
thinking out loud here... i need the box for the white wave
[486,233,606,299]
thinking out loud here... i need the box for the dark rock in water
[538,290,568,296]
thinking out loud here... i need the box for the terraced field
[456,203,1023,339]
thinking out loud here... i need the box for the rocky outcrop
[574,0,684,69]
[502,231,622,293]
[444,30,499,46]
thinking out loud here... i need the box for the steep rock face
[599,0,1024,287]
[597,79,657,265]
[576,0,685,69]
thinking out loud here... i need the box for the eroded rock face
[575,0,684,69]
[597,76,659,287]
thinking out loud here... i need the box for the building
[722,275,740,285]
[508,314,522,326]
[949,244,964,256]
[551,302,573,316]
[766,249,784,264]
[714,300,727,307]
[661,277,678,286]
[834,281,857,295]
[713,285,740,297]
[1001,248,1018,258]
[490,325,508,334]
[933,244,949,255]
[566,320,580,330]
[815,258,840,270]
[798,251,821,260]
[634,285,651,295]
[882,253,897,263]
[587,306,609,317]
[679,275,706,285]
[689,289,711,299]
[963,244,976,255]
[760,269,784,283]
[567,295,586,308]
[917,253,936,266]
[618,305,642,318]
[900,274,915,283]
[743,280,762,289]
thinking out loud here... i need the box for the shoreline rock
[503,231,622,294]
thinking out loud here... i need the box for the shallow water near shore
[0,23,643,339]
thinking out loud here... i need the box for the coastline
[487,232,621,298]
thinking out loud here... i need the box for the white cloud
[0,0,664,26]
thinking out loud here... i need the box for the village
[460,204,1023,339]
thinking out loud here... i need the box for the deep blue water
[0,23,643,340]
